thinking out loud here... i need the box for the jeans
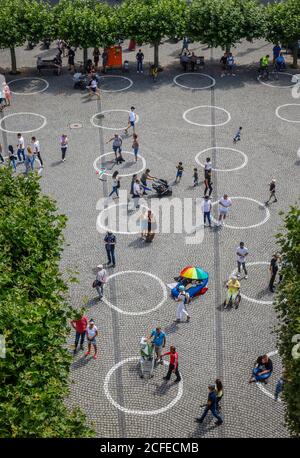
[35,152,43,166]
[198,406,223,423]
[109,186,119,197]
[269,272,277,291]
[10,158,17,171]
[17,148,26,162]
[137,61,143,72]
[237,261,247,275]
[75,331,85,348]
[0,153,4,163]
[165,363,181,381]
[204,211,211,226]
[106,246,115,265]
[275,378,284,400]
[61,147,67,160]
[96,283,104,299]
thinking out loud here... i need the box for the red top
[71,316,88,333]
[162,351,178,370]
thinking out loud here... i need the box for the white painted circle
[93,151,146,177]
[297,147,300,158]
[276,104,300,123]
[104,357,183,415]
[98,75,133,92]
[230,262,273,305]
[256,350,281,402]
[211,197,270,230]
[8,77,49,95]
[257,72,296,88]
[195,147,248,172]
[97,202,152,235]
[0,112,47,134]
[90,110,140,130]
[102,270,168,316]
[173,73,216,90]
[183,105,231,127]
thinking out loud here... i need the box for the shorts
[130,121,135,127]
[154,345,162,358]
[68,59,74,66]
[219,209,228,216]
[133,147,139,156]
[88,337,97,345]
[113,145,122,154]
[91,87,97,93]
[176,171,183,177]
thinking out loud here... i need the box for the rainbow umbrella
[180,266,208,280]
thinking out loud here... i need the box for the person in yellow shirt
[224,275,240,309]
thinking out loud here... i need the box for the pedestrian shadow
[256,288,274,301]
[153,380,177,396]
[127,238,150,248]
[164,322,178,335]
[294,160,300,166]
[85,296,100,308]
[50,160,62,167]
[189,418,219,437]
[71,355,91,370]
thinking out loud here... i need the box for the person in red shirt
[160,346,181,383]
[71,310,88,355]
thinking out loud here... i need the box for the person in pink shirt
[2,82,12,106]
[160,345,181,383]
[70,309,88,355]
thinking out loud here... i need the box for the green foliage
[265,0,300,45]
[55,0,117,48]
[0,0,28,49]
[0,169,94,438]
[24,0,57,43]
[188,0,266,50]
[275,205,300,437]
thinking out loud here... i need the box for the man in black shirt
[265,179,277,205]
[136,49,144,73]
[104,231,116,267]
[249,354,273,383]
[67,47,75,72]
[269,254,278,292]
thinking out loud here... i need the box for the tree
[275,205,300,437]
[188,0,266,53]
[0,168,94,438]
[116,0,188,67]
[265,0,300,68]
[55,0,117,65]
[24,0,57,44]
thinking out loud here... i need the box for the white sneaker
[237,274,241,278]
[245,275,248,279]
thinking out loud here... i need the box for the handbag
[92,279,101,288]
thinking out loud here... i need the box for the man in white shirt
[201,195,212,227]
[175,286,190,323]
[236,242,248,279]
[125,106,136,135]
[16,133,26,162]
[133,178,143,208]
[95,264,108,300]
[204,157,212,178]
[218,194,232,225]
[31,136,43,168]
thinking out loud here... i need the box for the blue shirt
[151,330,166,347]
[208,391,217,410]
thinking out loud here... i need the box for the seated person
[249,354,273,384]
[190,52,197,72]
[185,279,202,290]
[180,52,190,72]
[224,275,240,308]
[275,53,286,71]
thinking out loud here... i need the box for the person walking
[132,133,139,162]
[218,194,232,225]
[136,49,144,73]
[175,162,184,183]
[193,167,199,186]
[124,106,137,135]
[201,195,212,228]
[179,37,190,56]
[175,285,190,323]
[220,52,227,77]
[140,169,154,194]
[31,136,43,168]
[60,134,68,162]
[226,53,235,76]
[71,309,88,355]
[67,46,75,72]
[148,326,166,362]
[130,174,138,197]
[215,379,223,412]
[8,145,17,172]
[94,264,108,300]
[265,179,277,205]
[233,126,242,143]
[236,242,248,279]
[16,133,26,162]
[160,346,181,383]
[106,134,123,162]
[196,384,223,426]
[108,171,120,199]
[85,319,98,359]
[132,178,143,208]
[269,253,278,292]
[104,231,116,267]
[204,174,213,197]
[88,76,101,99]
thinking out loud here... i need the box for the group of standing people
[0,134,43,173]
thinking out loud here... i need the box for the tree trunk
[83,48,88,67]
[154,42,159,67]
[225,44,230,53]
[10,47,18,74]
[292,42,298,68]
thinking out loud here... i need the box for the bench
[37,59,62,76]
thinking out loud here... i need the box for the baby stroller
[140,337,155,379]
[152,178,172,197]
[73,72,88,89]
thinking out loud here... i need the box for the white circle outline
[256,350,281,402]
[0,112,47,134]
[102,270,168,316]
[230,262,274,305]
[90,110,140,130]
[104,356,183,415]
[257,72,296,88]
[98,75,133,92]
[275,104,300,123]
[97,202,151,235]
[93,151,146,177]
[211,197,270,230]
[173,73,216,90]
[297,147,300,159]
[8,77,49,95]
[195,147,248,172]
[183,105,231,127]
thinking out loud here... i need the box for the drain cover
[69,122,83,129]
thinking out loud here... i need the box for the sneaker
[215,421,223,426]
[93,353,97,359]
[174,379,181,383]
[195,418,203,423]
[73,349,77,355]
[186,316,190,322]
[85,351,90,357]
[163,376,168,381]
[237,273,241,278]
[274,199,278,202]
[174,319,181,323]
[244,275,248,279]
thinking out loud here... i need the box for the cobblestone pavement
[1,37,299,438]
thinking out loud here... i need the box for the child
[265,179,277,205]
[233,126,242,143]
[193,167,199,186]
[175,162,184,183]
[132,133,139,162]
[2,82,11,106]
